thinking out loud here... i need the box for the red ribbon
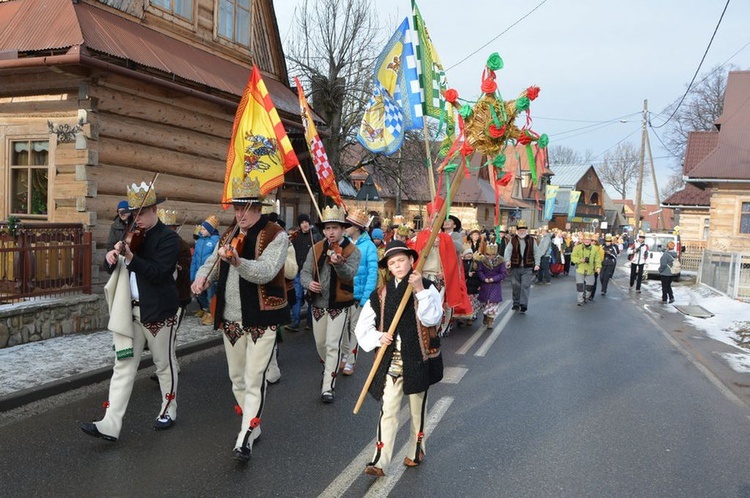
[444,88,459,103]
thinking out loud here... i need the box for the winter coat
[463,258,481,295]
[601,243,620,267]
[190,232,220,281]
[570,242,602,275]
[352,233,379,306]
[477,256,506,303]
[627,242,649,265]
[659,250,678,276]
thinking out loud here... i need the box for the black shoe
[636,289,641,294]
[511,304,520,311]
[233,446,251,462]
[601,292,606,296]
[519,306,527,314]
[577,302,584,306]
[153,414,174,430]
[669,298,675,303]
[321,391,335,404]
[80,422,117,442]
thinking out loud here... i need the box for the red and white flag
[295,77,345,208]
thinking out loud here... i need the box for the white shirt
[354,279,443,352]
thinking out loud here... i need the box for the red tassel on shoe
[102,401,110,409]
[249,417,261,429]
[234,404,243,415]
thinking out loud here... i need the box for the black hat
[378,240,419,268]
[445,214,462,232]
[297,213,311,225]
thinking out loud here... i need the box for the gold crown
[157,208,177,225]
[346,207,373,229]
[204,215,220,230]
[392,215,405,226]
[319,205,348,225]
[231,175,264,202]
[127,181,158,209]
[382,217,391,228]
[396,224,411,237]
[484,242,498,255]
[469,222,482,233]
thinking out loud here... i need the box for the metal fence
[0,222,92,304]
[679,240,705,272]
[698,250,750,302]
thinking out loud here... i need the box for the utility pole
[645,131,665,230]
[634,99,647,234]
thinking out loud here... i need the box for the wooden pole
[296,164,323,220]
[644,131,665,231]
[634,99,647,235]
[353,156,467,414]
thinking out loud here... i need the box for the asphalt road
[2,270,750,497]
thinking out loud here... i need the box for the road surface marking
[475,303,514,357]
[456,301,510,355]
[441,366,468,384]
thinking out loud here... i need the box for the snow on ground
[0,315,218,397]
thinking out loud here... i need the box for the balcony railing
[0,222,92,304]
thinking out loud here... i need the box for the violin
[226,231,246,259]
[121,220,145,255]
[327,241,347,265]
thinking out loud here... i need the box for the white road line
[456,301,510,355]
[475,304,514,357]
[441,366,469,384]
[318,405,410,498]
[363,396,455,498]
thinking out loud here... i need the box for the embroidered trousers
[95,307,178,438]
[341,303,362,367]
[222,327,276,450]
[369,377,428,473]
[312,306,349,394]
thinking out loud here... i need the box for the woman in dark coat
[476,243,507,327]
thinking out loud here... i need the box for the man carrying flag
[192,65,296,463]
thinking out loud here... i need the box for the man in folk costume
[412,199,472,337]
[300,205,361,403]
[81,182,180,442]
[341,208,379,377]
[191,176,290,462]
[354,240,443,477]
[503,219,541,314]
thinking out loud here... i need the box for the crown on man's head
[231,175,264,203]
[157,208,177,226]
[319,205,348,225]
[346,207,373,229]
[127,181,159,210]
[392,214,405,226]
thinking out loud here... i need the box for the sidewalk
[0,310,221,411]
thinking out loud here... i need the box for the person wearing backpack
[658,241,678,303]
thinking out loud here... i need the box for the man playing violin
[81,182,181,443]
[190,176,290,462]
[300,205,360,404]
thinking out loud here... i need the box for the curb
[0,336,222,412]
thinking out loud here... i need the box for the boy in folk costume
[354,240,444,477]
[191,177,290,462]
[300,205,361,403]
[82,182,180,443]
[476,241,507,327]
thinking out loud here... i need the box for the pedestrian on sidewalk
[190,214,220,325]
[627,232,649,293]
[300,205,360,404]
[81,181,180,443]
[191,178,290,462]
[599,234,619,296]
[571,232,602,306]
[354,240,443,478]
[659,241,678,303]
[504,219,540,314]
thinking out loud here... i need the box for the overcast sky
[273,0,750,203]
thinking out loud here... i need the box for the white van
[643,233,681,279]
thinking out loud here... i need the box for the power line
[551,112,641,138]
[445,0,548,71]
[647,125,681,158]
[651,0,731,129]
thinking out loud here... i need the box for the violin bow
[119,171,159,253]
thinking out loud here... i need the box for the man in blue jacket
[341,208,379,376]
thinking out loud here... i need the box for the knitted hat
[202,215,219,233]
[117,200,129,211]
[378,240,419,268]
[371,228,384,240]
[297,213,311,225]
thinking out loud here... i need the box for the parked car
[643,233,681,280]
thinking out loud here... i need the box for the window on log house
[9,140,49,218]
[740,201,750,235]
[151,0,194,21]
[218,0,251,47]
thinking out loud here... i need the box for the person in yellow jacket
[570,232,602,306]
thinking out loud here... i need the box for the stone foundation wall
[0,295,108,348]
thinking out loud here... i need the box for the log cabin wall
[707,188,750,253]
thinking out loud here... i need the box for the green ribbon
[526,144,537,185]
[486,52,504,71]
[538,133,549,148]
[443,162,458,216]
[516,96,530,112]
[458,104,473,119]
[488,103,503,129]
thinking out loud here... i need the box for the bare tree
[661,174,684,200]
[286,0,381,178]
[596,142,646,200]
[661,65,729,161]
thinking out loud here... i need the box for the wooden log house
[0,0,319,285]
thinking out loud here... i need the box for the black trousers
[600,263,615,294]
[661,275,674,301]
[629,263,644,290]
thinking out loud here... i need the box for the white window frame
[7,138,50,220]
[215,0,252,48]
